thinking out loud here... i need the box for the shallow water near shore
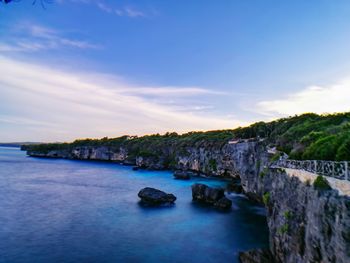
[0,147,269,263]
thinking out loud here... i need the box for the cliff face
[26,140,269,178]
[26,141,350,263]
[259,169,350,263]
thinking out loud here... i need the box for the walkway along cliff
[24,137,350,263]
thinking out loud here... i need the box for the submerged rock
[122,159,135,166]
[174,170,199,180]
[238,249,274,263]
[213,197,232,210]
[173,170,191,180]
[138,187,176,205]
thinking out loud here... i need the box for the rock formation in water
[191,183,225,203]
[138,187,176,205]
[191,183,232,210]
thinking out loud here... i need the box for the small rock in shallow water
[138,187,176,205]
[173,170,191,180]
[214,197,232,210]
[132,166,139,171]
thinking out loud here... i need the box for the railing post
[345,161,348,181]
[322,161,324,176]
[314,160,317,174]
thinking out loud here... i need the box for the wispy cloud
[257,79,350,116]
[121,86,226,97]
[99,3,147,18]
[28,24,98,49]
[62,0,150,18]
[116,6,146,18]
[0,23,99,53]
[0,56,242,142]
[96,2,113,13]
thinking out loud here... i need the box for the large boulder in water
[191,183,225,204]
[192,183,232,210]
[138,187,176,205]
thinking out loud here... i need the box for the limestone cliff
[26,139,268,178]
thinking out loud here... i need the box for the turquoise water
[0,147,269,263]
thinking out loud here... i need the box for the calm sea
[0,147,268,263]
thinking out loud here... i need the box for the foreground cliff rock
[138,187,176,206]
[238,249,275,263]
[260,169,350,263]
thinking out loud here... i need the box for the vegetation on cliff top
[24,112,350,161]
[236,112,350,161]
[313,175,332,191]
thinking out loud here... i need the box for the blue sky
[1,0,350,142]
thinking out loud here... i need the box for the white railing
[275,159,350,181]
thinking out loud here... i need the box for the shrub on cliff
[313,175,332,191]
[208,159,217,171]
[262,192,270,205]
[259,168,269,178]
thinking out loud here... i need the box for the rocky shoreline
[24,140,350,263]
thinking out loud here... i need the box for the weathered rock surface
[138,187,176,205]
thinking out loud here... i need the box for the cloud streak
[121,86,226,97]
[119,6,146,18]
[0,23,99,52]
[0,56,241,142]
[100,4,147,18]
[60,0,148,18]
